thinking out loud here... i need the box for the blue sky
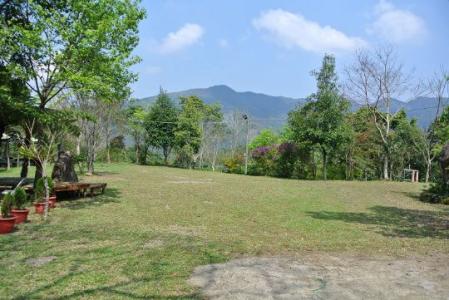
[131,0,449,100]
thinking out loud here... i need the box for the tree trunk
[87,153,95,175]
[20,129,31,178]
[383,156,389,180]
[135,144,140,164]
[425,159,431,183]
[163,146,169,165]
[34,160,43,187]
[76,135,81,156]
[106,145,111,164]
[43,175,50,220]
[4,141,10,170]
[322,149,328,181]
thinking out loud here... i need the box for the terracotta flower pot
[34,202,45,214]
[49,196,57,208]
[0,216,17,234]
[11,209,30,224]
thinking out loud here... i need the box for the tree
[345,47,408,180]
[288,54,350,180]
[175,96,206,167]
[126,105,146,164]
[413,70,449,182]
[1,0,145,178]
[198,103,223,168]
[174,96,223,168]
[249,129,280,150]
[144,89,178,164]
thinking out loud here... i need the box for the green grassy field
[1,163,448,299]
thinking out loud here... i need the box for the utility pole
[243,114,249,175]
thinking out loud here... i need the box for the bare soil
[189,254,449,299]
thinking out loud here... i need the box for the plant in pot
[34,177,55,213]
[20,117,59,219]
[34,177,56,210]
[11,187,30,224]
[0,193,17,234]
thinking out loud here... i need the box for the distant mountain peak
[138,85,447,129]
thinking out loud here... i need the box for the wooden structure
[0,177,106,198]
[53,182,107,197]
[403,167,419,183]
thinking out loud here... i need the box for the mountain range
[138,85,448,129]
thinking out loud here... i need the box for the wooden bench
[87,183,107,196]
[53,182,107,198]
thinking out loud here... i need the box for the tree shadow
[60,188,121,210]
[307,206,449,239]
[13,247,200,300]
[89,171,120,176]
[392,191,421,201]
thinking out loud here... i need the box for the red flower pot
[0,216,17,234]
[34,202,45,214]
[11,209,30,224]
[49,196,57,208]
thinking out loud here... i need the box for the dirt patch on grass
[143,239,164,249]
[25,256,57,267]
[189,254,449,299]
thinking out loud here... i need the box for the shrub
[14,187,28,210]
[419,182,449,204]
[274,142,298,178]
[223,155,244,174]
[251,146,277,176]
[175,145,194,168]
[1,193,14,218]
[34,177,54,201]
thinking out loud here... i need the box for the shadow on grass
[307,206,449,239]
[13,248,200,300]
[90,171,120,176]
[60,188,121,210]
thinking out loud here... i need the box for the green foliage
[175,145,195,168]
[174,96,223,167]
[13,187,28,210]
[223,155,244,174]
[288,54,350,180]
[145,89,178,163]
[1,0,146,107]
[432,106,449,156]
[34,177,54,201]
[1,193,14,218]
[175,96,206,153]
[249,129,280,150]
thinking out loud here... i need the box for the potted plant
[0,193,17,234]
[34,177,55,213]
[11,187,30,224]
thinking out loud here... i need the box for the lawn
[1,163,448,299]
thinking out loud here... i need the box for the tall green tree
[288,54,350,180]
[144,89,178,164]
[174,96,223,168]
[1,0,145,109]
[126,105,146,165]
[1,0,145,178]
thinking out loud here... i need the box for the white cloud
[218,38,229,48]
[368,0,426,43]
[252,9,367,53]
[159,23,204,54]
